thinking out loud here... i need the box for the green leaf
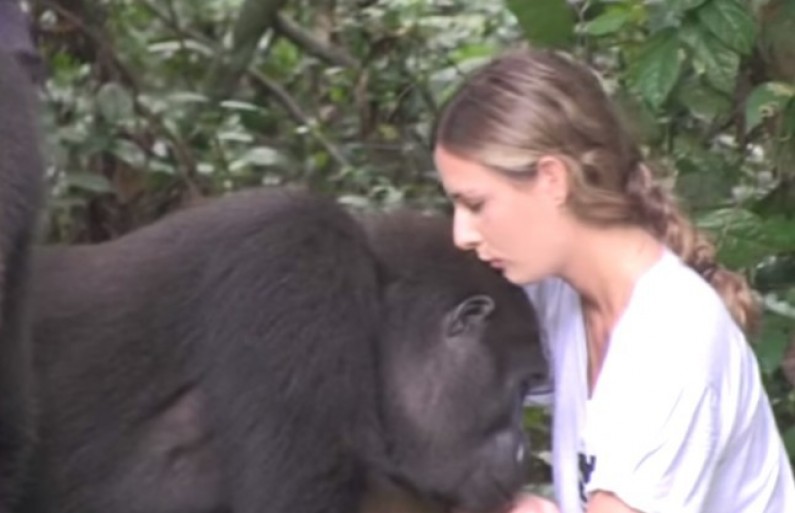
[612,88,664,145]
[677,80,732,124]
[625,29,683,109]
[697,209,795,268]
[673,145,734,209]
[696,0,757,55]
[505,0,575,48]
[680,24,739,95]
[219,100,264,113]
[745,82,795,134]
[754,254,795,292]
[755,312,791,374]
[583,8,632,36]
[110,140,148,169]
[783,425,795,461]
[63,173,113,194]
[451,42,498,63]
[95,82,134,124]
[671,0,710,13]
[239,146,284,167]
[646,2,685,31]
[753,176,795,218]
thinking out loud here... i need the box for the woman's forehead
[435,148,498,185]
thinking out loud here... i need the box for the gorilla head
[359,210,547,512]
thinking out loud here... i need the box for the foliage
[30,0,795,479]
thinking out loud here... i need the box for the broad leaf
[754,254,795,293]
[697,209,795,268]
[96,82,134,124]
[238,146,284,167]
[697,0,757,55]
[681,24,739,95]
[671,0,710,13]
[745,82,795,134]
[753,177,795,219]
[583,8,632,36]
[754,312,791,374]
[505,0,575,48]
[783,426,795,461]
[110,140,148,169]
[64,173,114,194]
[625,29,683,110]
[677,80,732,125]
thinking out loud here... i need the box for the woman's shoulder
[630,249,739,337]
[613,249,750,384]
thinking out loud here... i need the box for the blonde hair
[434,47,759,335]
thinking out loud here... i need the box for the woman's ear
[534,155,570,207]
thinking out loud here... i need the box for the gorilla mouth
[447,463,524,513]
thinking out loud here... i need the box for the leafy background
[25,0,795,487]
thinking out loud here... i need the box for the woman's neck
[562,224,664,322]
[559,224,665,393]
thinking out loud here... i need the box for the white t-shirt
[523,248,795,513]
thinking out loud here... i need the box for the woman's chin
[504,267,546,286]
[500,267,524,285]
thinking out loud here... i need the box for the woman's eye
[465,200,484,213]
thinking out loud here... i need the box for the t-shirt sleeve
[583,321,724,512]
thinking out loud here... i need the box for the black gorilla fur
[0,49,44,512]
[23,187,546,513]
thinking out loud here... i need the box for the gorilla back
[0,49,44,511]
[26,188,546,513]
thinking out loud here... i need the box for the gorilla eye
[446,294,496,337]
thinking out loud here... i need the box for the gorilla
[0,0,45,84]
[0,49,45,511]
[23,187,547,513]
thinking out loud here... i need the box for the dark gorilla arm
[0,48,45,511]
[0,1,45,84]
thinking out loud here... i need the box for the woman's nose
[452,209,481,251]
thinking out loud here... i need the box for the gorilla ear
[446,295,495,337]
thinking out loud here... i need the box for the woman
[433,47,795,513]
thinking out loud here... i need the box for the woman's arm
[586,492,642,513]
[506,494,560,513]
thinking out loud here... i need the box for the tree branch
[141,1,351,170]
[274,13,359,69]
[202,0,290,103]
[248,69,352,169]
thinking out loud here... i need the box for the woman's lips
[476,251,504,270]
[487,259,504,270]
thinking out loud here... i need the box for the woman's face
[434,145,574,285]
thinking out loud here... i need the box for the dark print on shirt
[578,451,596,507]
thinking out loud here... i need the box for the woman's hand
[504,493,560,513]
